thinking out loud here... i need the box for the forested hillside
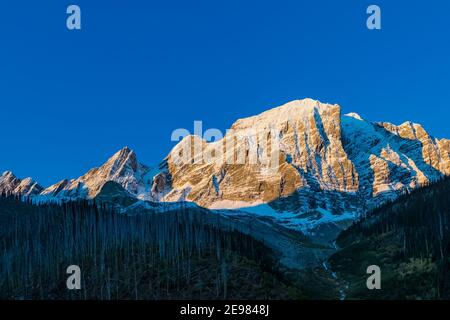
[329,177,450,299]
[0,194,306,299]
[6,171,450,301]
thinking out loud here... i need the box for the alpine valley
[2,98,450,299]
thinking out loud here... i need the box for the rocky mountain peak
[1,170,14,177]
[102,146,139,178]
[377,120,449,175]
[150,98,450,229]
[39,147,155,200]
[0,171,43,196]
[231,98,339,131]
[110,146,134,161]
[0,171,20,193]
[345,112,363,121]
[156,98,359,209]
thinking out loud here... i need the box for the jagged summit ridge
[231,98,338,130]
[40,147,158,200]
[0,171,43,196]
[378,121,450,175]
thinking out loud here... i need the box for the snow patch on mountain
[217,204,356,234]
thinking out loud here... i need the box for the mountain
[343,115,449,206]
[152,99,358,207]
[3,98,449,235]
[0,171,43,196]
[150,99,449,232]
[3,98,449,299]
[39,147,157,201]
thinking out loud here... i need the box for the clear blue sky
[1,0,449,186]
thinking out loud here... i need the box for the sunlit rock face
[152,99,359,209]
[379,121,450,175]
[153,98,449,216]
[342,115,447,208]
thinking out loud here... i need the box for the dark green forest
[329,177,450,299]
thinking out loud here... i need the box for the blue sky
[1,0,449,186]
